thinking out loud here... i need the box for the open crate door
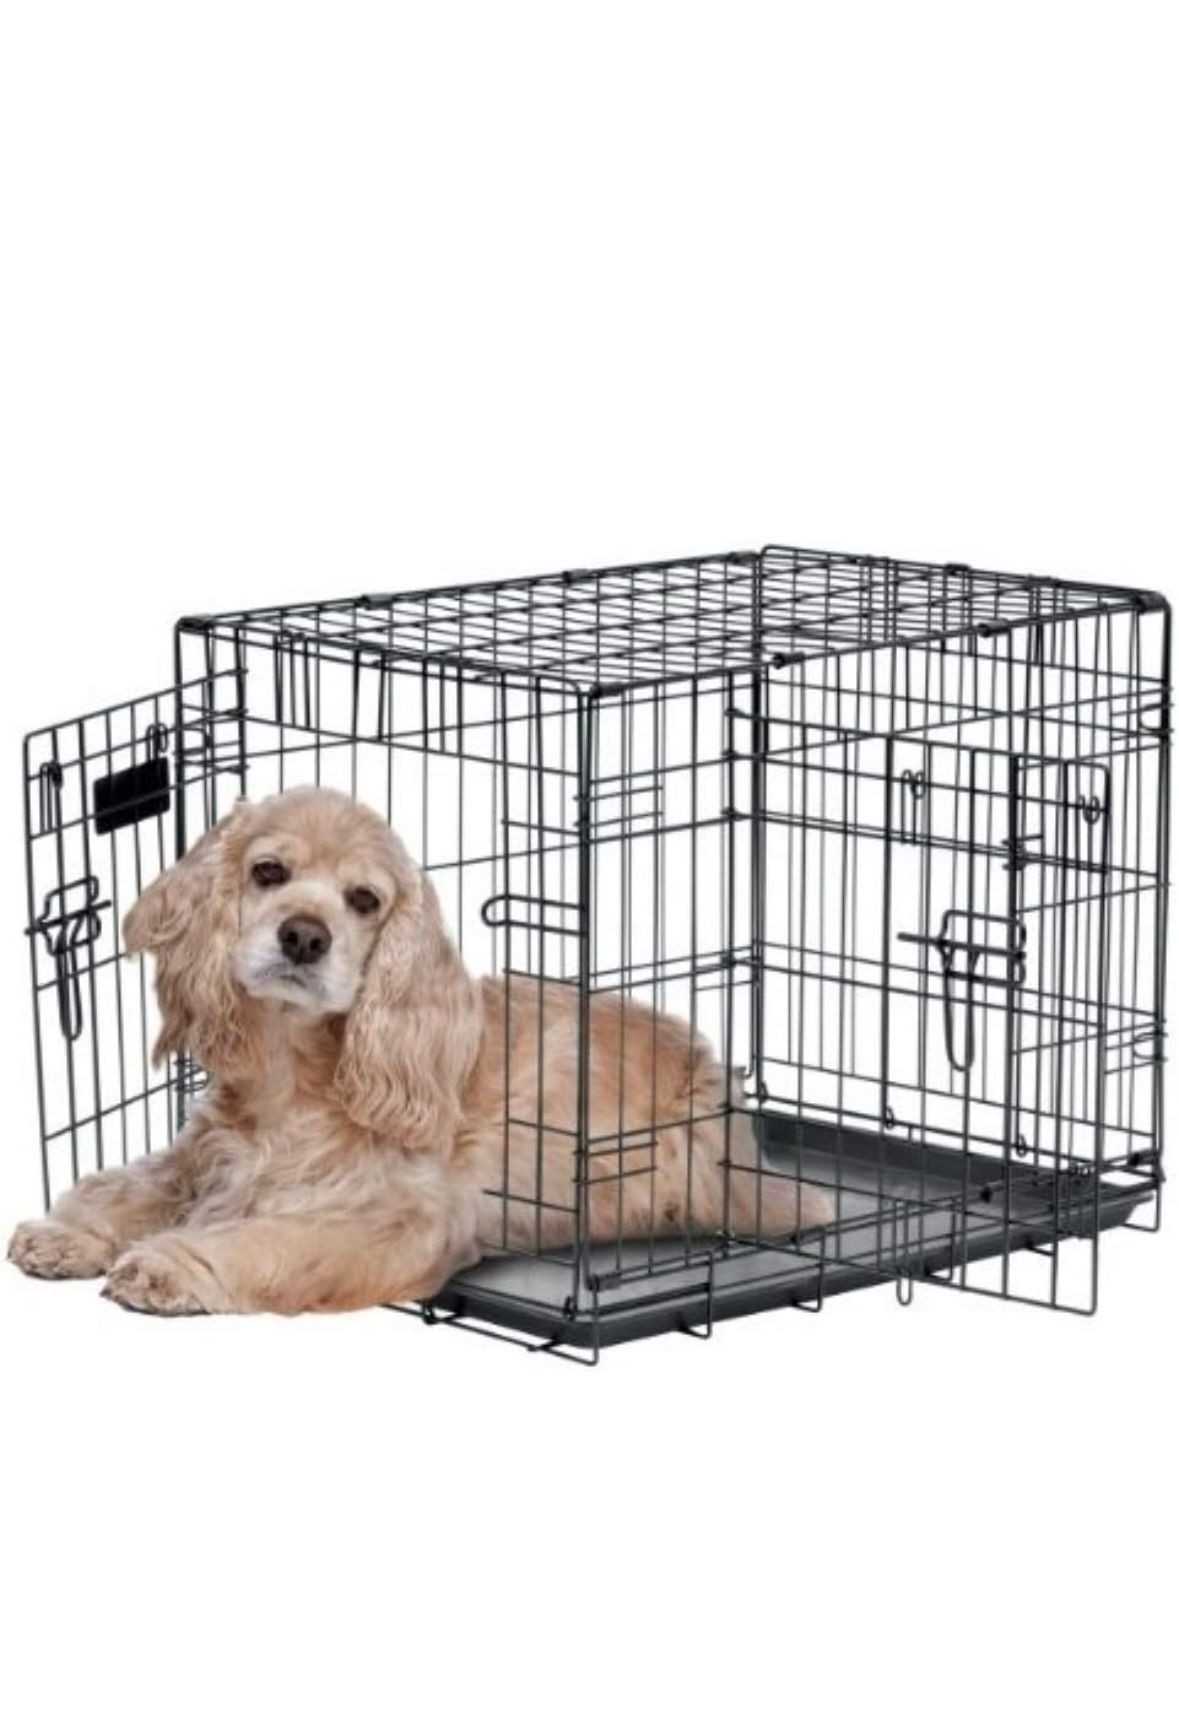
[882,739,1124,1309]
[22,674,242,1208]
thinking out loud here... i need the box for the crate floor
[436,1114,1152,1348]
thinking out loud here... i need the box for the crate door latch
[898,909,1027,1075]
[27,876,110,1042]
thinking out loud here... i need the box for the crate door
[883,742,1112,1295]
[23,686,204,1207]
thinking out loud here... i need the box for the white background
[1,3,1175,1725]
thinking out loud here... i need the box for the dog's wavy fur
[9,788,830,1315]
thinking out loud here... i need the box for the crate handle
[481,893,583,938]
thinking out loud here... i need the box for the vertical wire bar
[275,613,288,793]
[76,712,105,1170]
[685,676,700,1250]
[979,640,998,1093]
[1151,605,1171,1209]
[618,687,631,1274]
[573,690,596,1317]
[1066,619,1082,1177]
[878,735,895,1272]
[22,734,53,1210]
[1113,615,1130,1158]
[749,665,768,1240]
[104,706,129,1164]
[132,730,154,1150]
[999,753,1023,1295]
[1029,627,1049,1183]
[498,677,512,1255]
[721,672,738,1236]
[1049,761,1071,1302]
[957,745,980,1281]
[532,678,546,1259]
[419,664,428,876]
[648,681,663,1268]
[844,652,864,1256]
[915,737,933,1234]
[58,723,80,1184]
[834,652,850,1244]
[173,627,189,855]
[168,640,187,1144]
[456,603,466,960]
[795,658,813,1211]
[1088,757,1114,1310]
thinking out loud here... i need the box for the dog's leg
[8,1143,197,1281]
[101,1191,482,1317]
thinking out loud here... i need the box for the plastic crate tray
[434,1113,1153,1350]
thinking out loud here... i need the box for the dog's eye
[346,886,381,916]
[251,858,289,888]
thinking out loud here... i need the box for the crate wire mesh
[23,546,1170,1355]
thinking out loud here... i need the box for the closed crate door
[882,740,1113,1306]
[757,713,1124,1309]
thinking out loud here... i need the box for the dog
[9,787,831,1314]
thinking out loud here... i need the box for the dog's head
[123,787,481,1149]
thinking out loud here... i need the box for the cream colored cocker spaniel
[9,788,829,1315]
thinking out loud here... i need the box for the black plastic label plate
[93,756,171,835]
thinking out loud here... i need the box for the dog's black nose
[277,915,333,966]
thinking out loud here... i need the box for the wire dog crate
[23,545,1170,1355]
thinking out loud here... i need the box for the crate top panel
[183,544,1166,694]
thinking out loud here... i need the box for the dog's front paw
[101,1242,212,1316]
[8,1219,113,1280]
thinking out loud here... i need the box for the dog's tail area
[664,1047,834,1237]
[714,1102,835,1236]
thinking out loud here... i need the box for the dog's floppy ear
[334,862,482,1151]
[123,800,259,1075]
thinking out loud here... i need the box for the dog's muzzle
[277,915,333,966]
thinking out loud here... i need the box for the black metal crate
[23,545,1170,1356]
